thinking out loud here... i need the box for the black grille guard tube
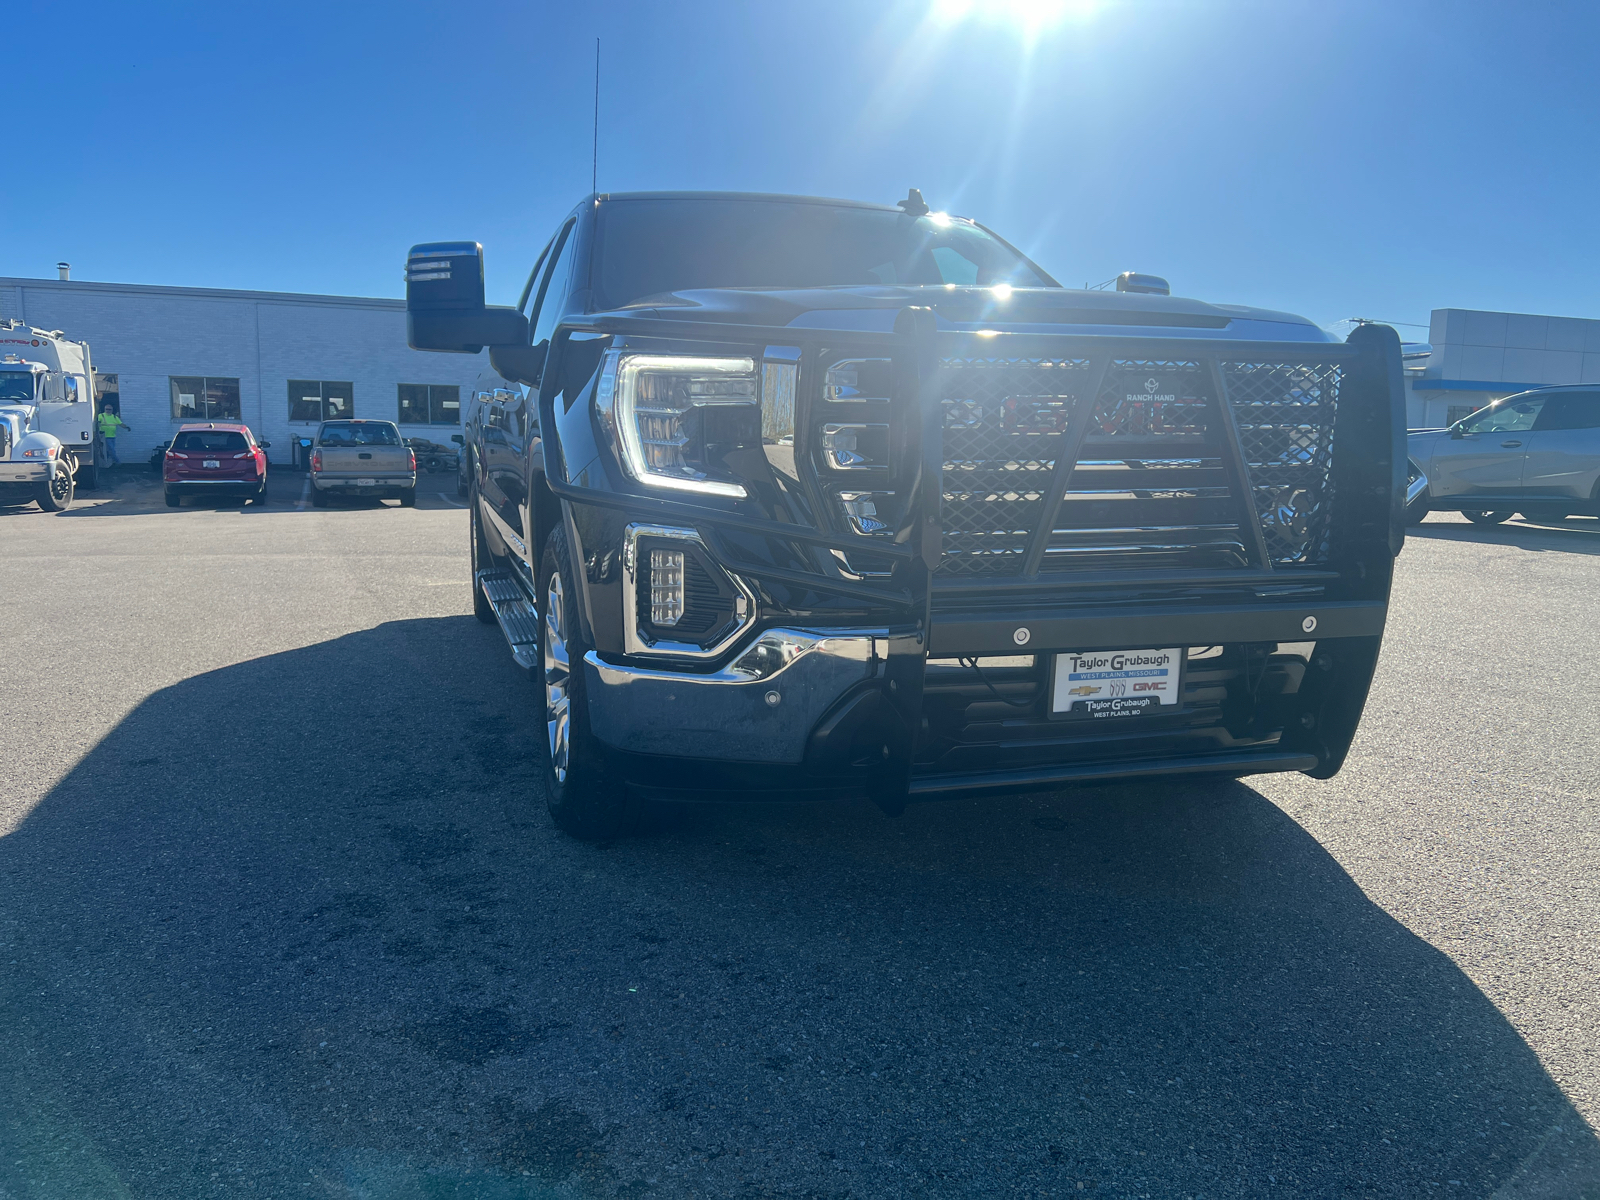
[554,311,1405,795]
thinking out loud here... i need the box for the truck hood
[604,285,1335,344]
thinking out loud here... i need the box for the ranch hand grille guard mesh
[936,357,1092,575]
[1221,360,1341,565]
[931,355,1342,575]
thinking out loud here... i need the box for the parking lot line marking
[297,476,311,509]
[438,492,465,508]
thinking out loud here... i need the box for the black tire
[469,494,497,625]
[311,488,328,508]
[164,489,180,508]
[254,481,269,505]
[400,489,417,508]
[1463,510,1513,525]
[37,466,74,512]
[538,525,636,841]
[1405,493,1429,526]
[78,457,98,490]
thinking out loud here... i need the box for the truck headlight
[599,351,758,498]
[21,446,56,459]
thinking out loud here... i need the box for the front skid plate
[477,569,539,670]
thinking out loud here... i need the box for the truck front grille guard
[556,313,1404,609]
[934,355,1343,577]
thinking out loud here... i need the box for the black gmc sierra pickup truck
[406,190,1405,839]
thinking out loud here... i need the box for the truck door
[486,219,575,557]
[1427,394,1546,498]
[1521,391,1600,504]
[484,387,527,540]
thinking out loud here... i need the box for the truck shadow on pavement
[2,616,1596,1199]
[1410,515,1600,556]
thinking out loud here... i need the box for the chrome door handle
[1501,440,1523,447]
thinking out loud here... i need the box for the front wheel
[1463,510,1513,526]
[538,526,635,841]
[37,467,73,512]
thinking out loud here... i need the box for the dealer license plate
[356,478,377,487]
[203,459,220,468]
[1051,647,1184,719]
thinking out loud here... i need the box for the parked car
[0,399,74,511]
[310,419,415,507]
[406,190,1404,840]
[163,423,270,507]
[1406,386,1600,524]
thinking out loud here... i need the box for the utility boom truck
[0,320,98,488]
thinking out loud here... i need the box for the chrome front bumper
[583,628,886,763]
[1406,464,1429,506]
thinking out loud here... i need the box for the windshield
[173,430,249,453]
[0,371,37,403]
[1456,395,1546,434]
[318,421,399,447]
[593,198,1053,309]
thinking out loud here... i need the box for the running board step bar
[477,569,540,672]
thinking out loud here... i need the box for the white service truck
[0,319,99,488]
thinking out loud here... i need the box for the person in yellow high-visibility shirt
[96,404,131,465]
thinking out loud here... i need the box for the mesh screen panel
[1222,361,1340,564]
[937,358,1091,575]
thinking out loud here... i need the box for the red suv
[164,423,270,507]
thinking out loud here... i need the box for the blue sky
[6,0,1598,334]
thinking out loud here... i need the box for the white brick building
[1407,308,1600,428]
[0,275,488,464]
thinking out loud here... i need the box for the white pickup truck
[309,419,417,507]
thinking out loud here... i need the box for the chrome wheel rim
[49,471,71,502]
[543,571,570,785]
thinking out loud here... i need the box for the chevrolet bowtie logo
[1068,685,1100,696]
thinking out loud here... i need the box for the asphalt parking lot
[2,470,1597,1199]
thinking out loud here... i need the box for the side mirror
[259,440,272,449]
[1450,426,1467,439]
[450,434,464,445]
[405,241,529,353]
[490,342,548,386]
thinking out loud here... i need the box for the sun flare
[932,0,1103,36]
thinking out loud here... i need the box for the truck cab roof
[573,191,1330,342]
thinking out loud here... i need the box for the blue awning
[1409,379,1541,393]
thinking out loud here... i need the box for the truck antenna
[592,39,600,196]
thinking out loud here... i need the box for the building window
[288,380,353,423]
[170,376,241,421]
[398,383,461,425]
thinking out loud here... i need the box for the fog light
[649,549,685,626]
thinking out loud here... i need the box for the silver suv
[1407,386,1600,524]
